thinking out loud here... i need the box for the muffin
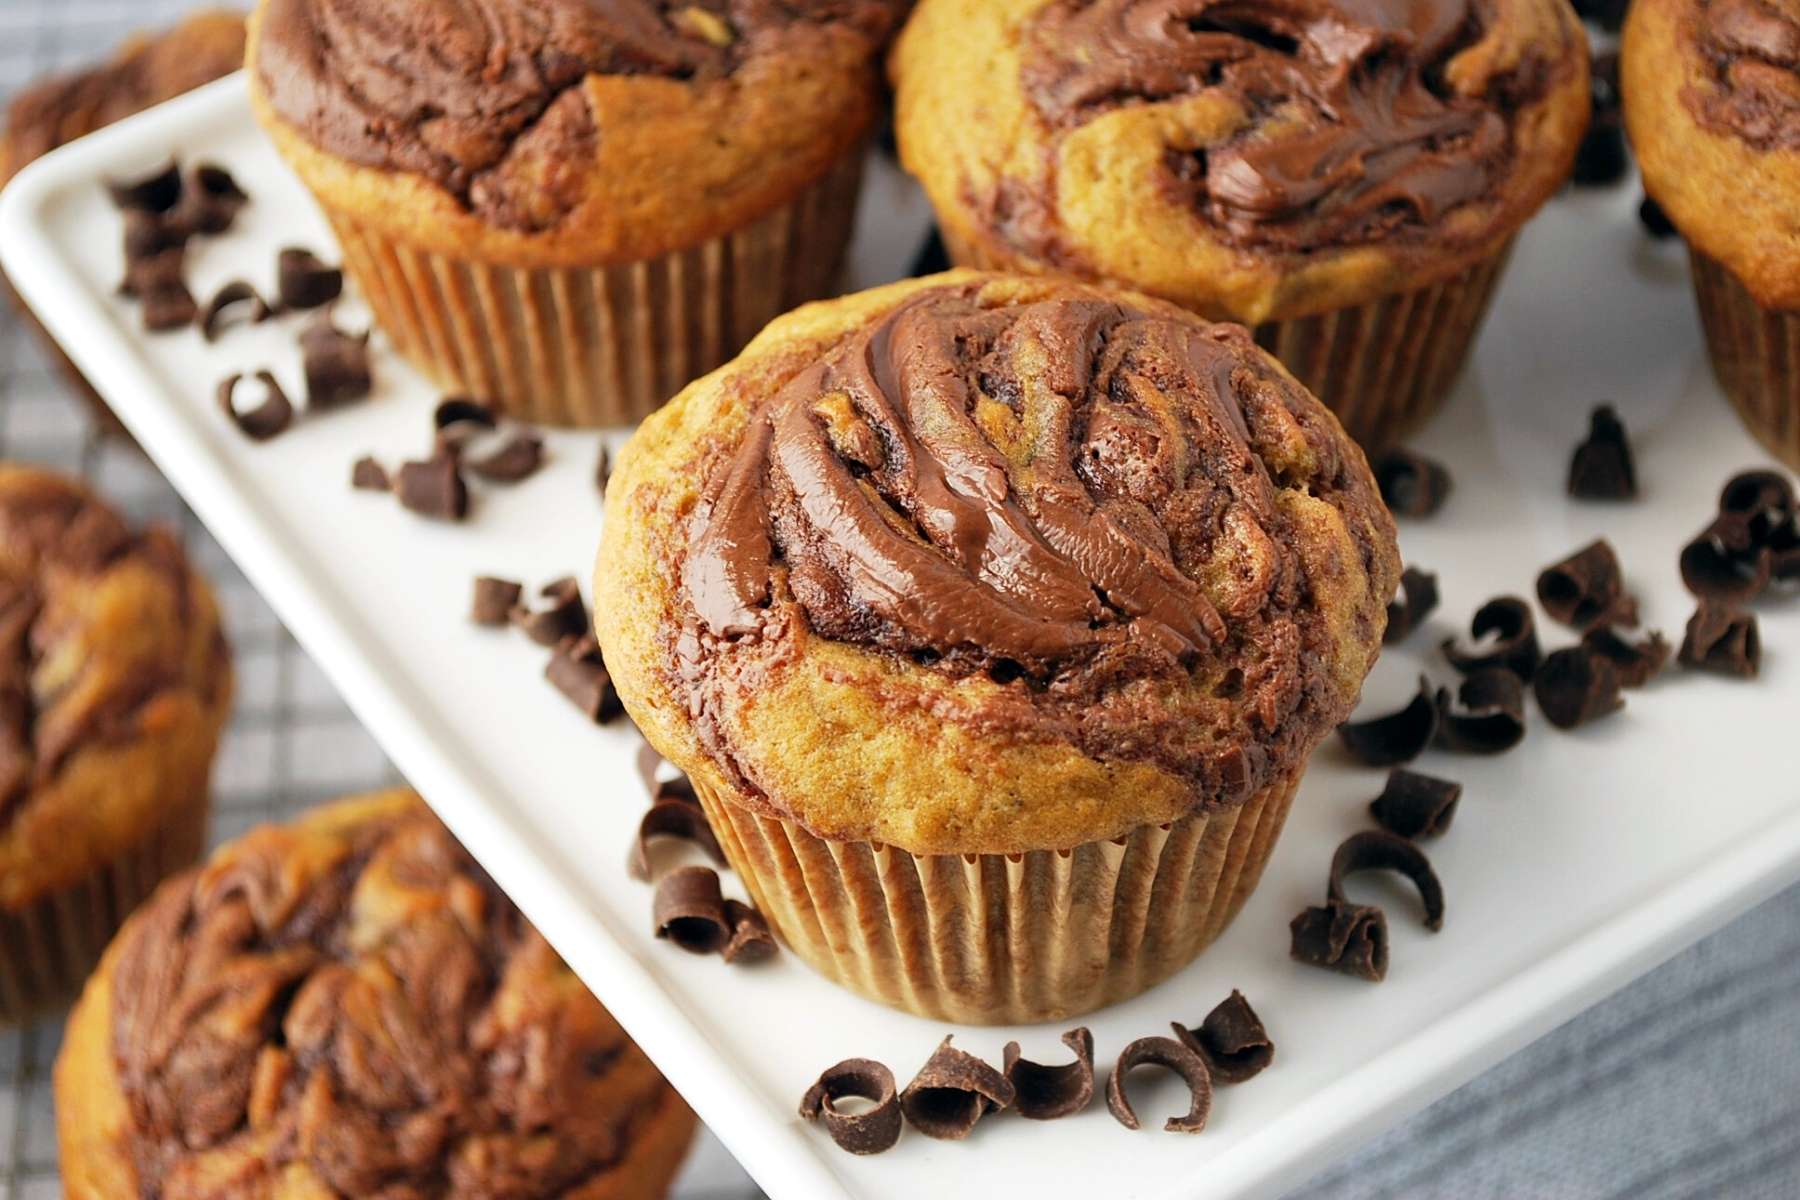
[58,790,697,1199]
[246,0,907,428]
[1624,0,1800,468]
[597,271,1400,1023]
[0,467,231,1024]
[891,0,1592,451]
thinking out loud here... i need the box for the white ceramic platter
[6,75,1799,1200]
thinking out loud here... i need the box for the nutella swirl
[1689,0,1800,147]
[1020,0,1548,250]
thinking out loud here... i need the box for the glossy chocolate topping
[677,284,1390,802]
[255,0,903,230]
[1690,0,1800,147]
[1020,0,1553,250]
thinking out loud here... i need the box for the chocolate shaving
[800,1060,903,1156]
[106,159,181,214]
[1534,647,1625,730]
[471,576,522,627]
[395,455,468,521]
[1105,1037,1212,1134]
[635,742,698,805]
[1290,902,1389,981]
[636,741,664,793]
[545,634,622,722]
[513,577,589,645]
[276,247,343,310]
[1173,991,1272,1085]
[1368,768,1463,839]
[652,865,731,954]
[627,799,726,882]
[900,1037,1015,1140]
[1537,539,1637,630]
[1442,595,1541,681]
[178,163,248,235]
[1434,668,1527,754]
[1679,603,1761,678]
[199,281,270,341]
[1373,449,1453,518]
[350,456,391,492]
[466,435,545,483]
[299,315,372,409]
[1681,514,1773,604]
[1384,567,1439,645]
[1582,626,1670,688]
[1337,677,1437,766]
[1002,1028,1095,1120]
[1568,405,1637,501]
[216,371,293,442]
[1331,830,1445,931]
[722,900,777,964]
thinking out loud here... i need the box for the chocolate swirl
[109,797,679,1198]
[1689,0,1800,147]
[1020,0,1551,250]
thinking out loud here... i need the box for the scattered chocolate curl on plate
[1582,626,1671,688]
[1369,769,1463,840]
[900,1037,1015,1140]
[1537,539,1637,630]
[1719,469,1795,539]
[1106,1037,1213,1134]
[276,246,344,310]
[199,280,270,341]
[1534,647,1626,730]
[513,576,589,645]
[800,1059,903,1156]
[470,576,522,626]
[1330,830,1445,932]
[299,314,373,409]
[1680,514,1772,605]
[1290,902,1389,981]
[466,434,545,483]
[350,456,391,492]
[216,371,293,442]
[1568,405,1637,501]
[545,634,623,722]
[1337,677,1437,766]
[1002,1028,1095,1120]
[178,163,249,235]
[627,799,726,883]
[106,159,182,214]
[1173,991,1273,1085]
[1372,449,1453,518]
[395,455,468,521]
[1679,604,1761,678]
[1434,668,1526,754]
[1384,567,1439,645]
[652,865,732,954]
[1442,595,1541,681]
[722,900,777,964]
[434,397,498,446]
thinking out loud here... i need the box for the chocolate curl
[652,865,731,954]
[512,577,589,646]
[217,371,293,442]
[1534,647,1625,730]
[199,281,270,341]
[433,397,498,453]
[545,634,623,723]
[1173,991,1273,1085]
[276,247,343,310]
[1442,596,1541,681]
[350,457,391,492]
[722,901,777,964]
[1719,469,1795,539]
[395,455,469,521]
[1372,449,1453,518]
[900,1037,1015,1140]
[1330,830,1445,932]
[1537,539,1637,631]
[800,1059,903,1155]
[1582,626,1671,688]
[1337,677,1437,766]
[1567,405,1637,501]
[1433,667,1527,754]
[1106,1037,1213,1134]
[1290,902,1389,981]
[1383,567,1439,645]
[178,163,249,235]
[627,799,726,882]
[470,576,522,627]
[299,314,372,409]
[595,444,612,495]
[637,741,699,807]
[1679,604,1761,678]
[1002,1028,1095,1120]
[106,159,182,213]
[465,435,545,483]
[1369,768,1463,839]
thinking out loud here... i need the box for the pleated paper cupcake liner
[325,151,867,429]
[694,772,1301,1025]
[0,794,209,1026]
[1691,250,1800,471]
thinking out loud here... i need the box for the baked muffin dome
[57,791,696,1199]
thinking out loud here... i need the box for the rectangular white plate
[6,76,1799,1200]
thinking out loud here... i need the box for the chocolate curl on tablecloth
[1106,1037,1213,1133]
[1384,567,1440,645]
[1442,596,1541,681]
[1534,647,1625,730]
[800,1060,903,1155]
[1337,677,1438,766]
[900,1037,1015,1140]
[1537,539,1638,630]
[1173,991,1273,1084]
[1002,1028,1095,1120]
[1369,769,1463,839]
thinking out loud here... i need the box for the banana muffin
[891,0,1591,450]
[247,0,909,427]
[597,271,1400,1023]
[58,790,697,1199]
[0,466,231,1024]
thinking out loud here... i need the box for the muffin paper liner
[694,772,1301,1025]
[1690,251,1800,470]
[0,794,208,1025]
[325,151,866,429]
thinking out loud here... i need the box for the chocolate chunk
[1442,595,1541,681]
[350,456,391,492]
[1331,830,1445,932]
[1002,1028,1095,1120]
[106,159,181,214]
[1337,677,1437,766]
[1434,667,1527,754]
[1534,647,1625,730]
[652,865,731,954]
[627,799,726,882]
[1105,1037,1212,1134]
[299,315,372,409]
[546,634,623,722]
[722,900,777,964]
[1568,406,1637,500]
[595,444,612,495]
[1537,539,1637,630]
[1290,902,1389,981]
[276,247,343,310]
[1582,626,1671,688]
[900,1037,1015,1140]
[178,163,248,235]
[199,281,270,341]
[1373,449,1453,518]
[513,577,589,646]
[1638,196,1677,239]
[466,435,545,483]
[1679,604,1761,678]
[1681,516,1772,604]
[1384,567,1439,645]
[1369,768,1463,839]
[909,227,951,277]
[1173,991,1273,1085]
[395,455,468,521]
[216,371,293,442]
[800,1059,903,1156]
[470,576,522,626]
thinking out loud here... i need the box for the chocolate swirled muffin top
[1685,0,1800,146]
[599,273,1400,855]
[891,0,1589,323]
[57,791,697,1200]
[0,467,230,911]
